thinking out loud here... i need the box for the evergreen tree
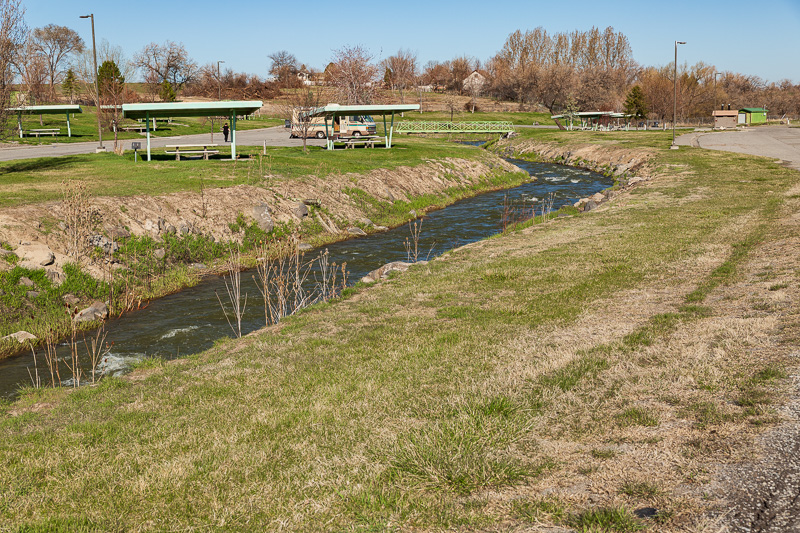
[624,85,648,120]
[61,69,77,104]
[97,60,124,100]
[159,80,176,102]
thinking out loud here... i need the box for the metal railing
[395,121,515,134]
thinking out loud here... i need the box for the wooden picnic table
[334,135,380,149]
[164,144,219,161]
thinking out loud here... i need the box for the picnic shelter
[303,103,420,150]
[121,101,263,161]
[7,104,82,138]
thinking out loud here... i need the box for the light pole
[80,14,103,151]
[217,60,225,100]
[671,40,686,149]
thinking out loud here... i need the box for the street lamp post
[217,60,225,100]
[713,72,722,129]
[671,40,686,149]
[80,14,103,151]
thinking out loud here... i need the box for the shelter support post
[17,112,22,138]
[231,113,237,160]
[324,116,331,150]
[383,114,387,147]
[66,111,71,137]
[146,111,151,161]
[388,112,395,148]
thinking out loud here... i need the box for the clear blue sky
[24,0,800,83]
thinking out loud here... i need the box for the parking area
[677,125,800,171]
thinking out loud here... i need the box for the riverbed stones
[591,192,605,203]
[90,234,120,254]
[374,225,389,232]
[298,243,313,252]
[19,276,34,287]
[107,226,130,239]
[252,203,274,232]
[46,269,65,285]
[628,176,646,186]
[154,248,166,260]
[1,331,37,343]
[583,200,598,212]
[347,227,367,236]
[74,301,108,323]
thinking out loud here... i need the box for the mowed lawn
[1,131,799,531]
[0,136,487,208]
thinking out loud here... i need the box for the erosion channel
[0,158,613,398]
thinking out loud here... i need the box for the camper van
[291,111,376,139]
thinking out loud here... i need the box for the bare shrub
[61,179,100,264]
[215,244,248,338]
[405,220,422,262]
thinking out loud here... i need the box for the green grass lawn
[0,136,486,208]
[1,130,798,530]
[6,107,283,145]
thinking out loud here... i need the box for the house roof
[305,103,419,118]
[712,110,738,116]
[740,108,768,113]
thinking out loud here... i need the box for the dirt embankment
[0,155,521,277]
[494,136,657,179]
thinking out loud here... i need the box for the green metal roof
[7,105,82,114]
[122,101,263,120]
[307,103,420,118]
[740,108,767,113]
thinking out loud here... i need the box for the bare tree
[134,41,197,100]
[383,49,417,103]
[327,45,378,104]
[443,92,460,122]
[279,87,321,152]
[14,38,48,107]
[31,24,84,101]
[0,0,26,139]
[268,50,299,87]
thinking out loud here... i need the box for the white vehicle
[291,110,376,139]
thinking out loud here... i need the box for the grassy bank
[1,130,798,531]
[0,136,486,208]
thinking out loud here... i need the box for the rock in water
[361,261,412,283]
[347,227,367,236]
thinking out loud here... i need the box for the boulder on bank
[583,200,598,212]
[347,227,367,237]
[1,331,37,343]
[16,243,55,267]
[361,260,428,284]
[19,276,34,287]
[252,204,274,233]
[74,301,109,323]
[293,202,309,220]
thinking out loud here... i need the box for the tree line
[1,0,798,137]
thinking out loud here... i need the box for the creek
[0,156,614,398]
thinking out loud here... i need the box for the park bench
[164,144,219,161]
[24,128,60,138]
[116,124,148,133]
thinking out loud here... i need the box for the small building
[462,70,486,94]
[712,109,738,128]
[739,107,768,125]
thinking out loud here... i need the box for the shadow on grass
[0,157,76,174]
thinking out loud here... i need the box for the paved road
[676,125,800,170]
[0,126,325,162]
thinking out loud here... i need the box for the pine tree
[159,80,176,102]
[624,86,648,120]
[61,69,77,104]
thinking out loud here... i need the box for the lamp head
[79,15,91,18]
[677,41,686,45]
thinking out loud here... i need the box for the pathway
[676,125,800,171]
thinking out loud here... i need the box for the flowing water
[0,157,613,398]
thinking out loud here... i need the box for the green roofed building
[739,108,768,125]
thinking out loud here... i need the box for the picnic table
[334,135,380,149]
[24,128,60,138]
[164,144,219,161]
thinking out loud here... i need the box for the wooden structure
[122,101,262,161]
[551,112,632,131]
[164,144,219,160]
[739,108,768,125]
[712,109,738,128]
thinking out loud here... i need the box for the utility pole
[671,40,686,149]
[217,60,225,100]
[80,14,103,151]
